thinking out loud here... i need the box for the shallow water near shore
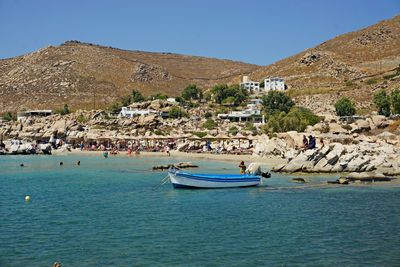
[1,154,400,266]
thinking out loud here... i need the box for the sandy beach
[53,149,287,166]
[49,149,400,186]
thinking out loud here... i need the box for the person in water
[238,161,246,174]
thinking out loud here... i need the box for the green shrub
[131,90,145,102]
[264,107,320,133]
[181,84,203,100]
[175,96,184,103]
[54,104,70,115]
[193,131,207,138]
[334,97,356,116]
[366,78,378,85]
[244,122,256,131]
[2,111,16,121]
[202,118,217,130]
[244,122,257,134]
[150,93,168,100]
[168,106,187,118]
[186,101,200,108]
[221,96,236,105]
[383,73,398,80]
[391,89,400,115]
[211,84,248,105]
[373,90,391,117]
[204,112,212,119]
[153,129,164,136]
[345,80,354,87]
[215,107,229,117]
[228,126,239,136]
[76,114,88,123]
[262,91,294,114]
[108,101,123,113]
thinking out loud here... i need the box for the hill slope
[0,41,258,112]
[1,15,399,114]
[248,15,400,87]
[243,15,400,114]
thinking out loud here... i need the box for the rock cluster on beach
[253,115,400,176]
[1,104,399,179]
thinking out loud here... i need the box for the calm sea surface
[1,154,400,266]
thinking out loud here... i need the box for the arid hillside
[244,15,400,114]
[0,41,258,112]
[1,15,399,114]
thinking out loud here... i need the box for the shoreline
[52,149,287,166]
[50,149,400,184]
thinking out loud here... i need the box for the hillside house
[240,76,260,92]
[17,110,52,121]
[118,107,158,118]
[264,77,286,91]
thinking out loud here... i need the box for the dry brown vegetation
[0,16,399,114]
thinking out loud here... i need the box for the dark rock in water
[327,180,340,184]
[344,172,392,182]
[152,164,173,171]
[175,162,198,169]
[20,163,24,167]
[292,178,307,183]
[327,177,349,184]
[153,162,199,171]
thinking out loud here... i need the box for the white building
[119,107,158,118]
[264,77,285,91]
[240,76,260,92]
[17,110,52,121]
[247,99,263,108]
[217,103,265,123]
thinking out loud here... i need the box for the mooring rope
[153,174,170,190]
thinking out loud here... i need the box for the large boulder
[38,143,52,154]
[325,143,345,166]
[344,155,372,172]
[370,115,389,129]
[260,137,287,157]
[328,123,348,134]
[277,131,304,149]
[284,148,300,161]
[50,120,67,136]
[281,153,308,172]
[136,115,160,128]
[350,119,371,133]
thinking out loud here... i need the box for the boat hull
[168,170,261,189]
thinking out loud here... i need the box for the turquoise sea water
[1,154,400,266]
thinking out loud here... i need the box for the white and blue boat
[168,166,270,189]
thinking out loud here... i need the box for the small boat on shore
[168,164,270,189]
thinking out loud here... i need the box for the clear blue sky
[0,0,398,65]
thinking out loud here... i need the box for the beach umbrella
[215,133,229,139]
[188,134,202,140]
[233,132,248,148]
[202,134,215,140]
